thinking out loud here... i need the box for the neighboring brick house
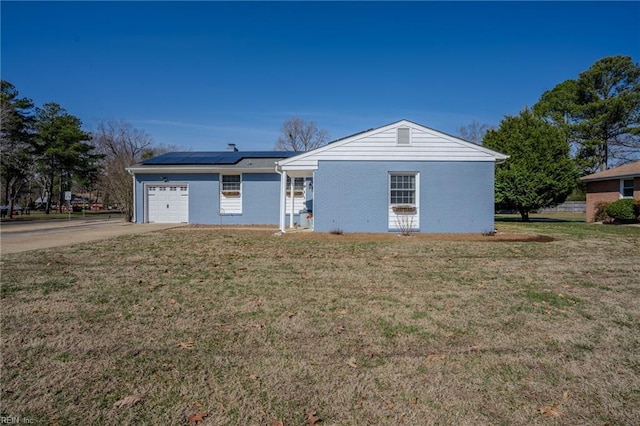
[580,160,640,222]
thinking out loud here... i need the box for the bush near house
[604,198,639,223]
[594,202,612,223]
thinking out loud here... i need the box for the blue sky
[2,1,639,151]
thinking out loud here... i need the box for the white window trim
[389,172,419,206]
[219,174,243,215]
[221,174,242,194]
[388,172,420,231]
[620,178,634,198]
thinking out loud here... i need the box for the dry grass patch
[1,223,639,425]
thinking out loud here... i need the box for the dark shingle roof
[580,160,640,181]
[142,151,301,166]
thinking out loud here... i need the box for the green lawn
[1,222,639,424]
[496,212,586,222]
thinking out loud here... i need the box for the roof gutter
[126,165,276,174]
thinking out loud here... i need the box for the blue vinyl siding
[134,172,286,225]
[313,161,495,233]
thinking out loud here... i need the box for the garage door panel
[147,185,188,223]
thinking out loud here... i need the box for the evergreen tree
[0,81,34,218]
[33,103,100,213]
[483,108,578,221]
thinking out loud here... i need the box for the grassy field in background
[496,212,586,222]
[1,221,639,424]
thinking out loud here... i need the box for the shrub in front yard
[594,202,612,223]
[604,198,638,223]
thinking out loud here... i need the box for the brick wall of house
[585,178,640,222]
[585,180,621,222]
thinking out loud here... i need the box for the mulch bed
[173,225,555,242]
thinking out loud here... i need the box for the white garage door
[147,185,188,223]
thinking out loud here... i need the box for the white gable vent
[397,127,411,145]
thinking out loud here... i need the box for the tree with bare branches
[275,117,330,151]
[457,120,494,145]
[91,120,183,221]
[91,120,154,221]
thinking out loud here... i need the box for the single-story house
[127,120,508,233]
[580,160,640,222]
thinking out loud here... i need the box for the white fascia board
[279,165,319,173]
[282,157,502,168]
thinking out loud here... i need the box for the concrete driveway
[0,218,183,255]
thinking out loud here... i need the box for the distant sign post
[65,191,72,220]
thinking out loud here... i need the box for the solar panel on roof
[141,151,301,165]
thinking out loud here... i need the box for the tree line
[458,56,639,221]
[0,81,170,220]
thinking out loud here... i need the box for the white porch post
[289,175,295,229]
[131,173,137,223]
[279,170,287,233]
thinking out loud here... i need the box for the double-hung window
[390,174,416,205]
[222,175,241,193]
[286,177,305,196]
[622,179,634,198]
[220,174,242,214]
